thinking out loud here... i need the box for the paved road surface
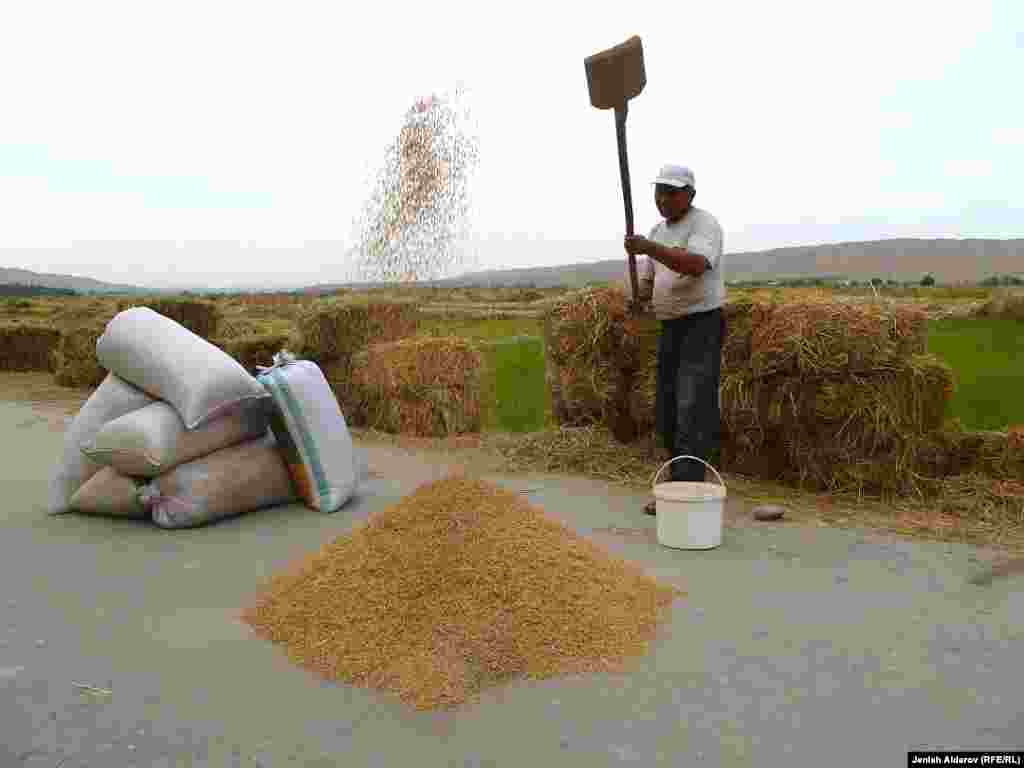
[1,401,1021,766]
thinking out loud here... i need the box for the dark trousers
[655,308,725,482]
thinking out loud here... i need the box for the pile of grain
[241,476,683,711]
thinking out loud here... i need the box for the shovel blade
[584,35,646,109]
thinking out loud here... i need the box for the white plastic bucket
[651,455,726,550]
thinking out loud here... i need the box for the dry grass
[485,425,1024,552]
[240,476,683,711]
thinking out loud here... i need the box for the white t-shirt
[630,206,726,319]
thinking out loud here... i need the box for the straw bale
[52,321,109,388]
[720,296,776,370]
[940,427,1024,480]
[551,360,617,426]
[627,359,658,435]
[116,298,220,339]
[215,316,296,341]
[215,332,292,374]
[49,305,118,389]
[932,474,1024,529]
[543,289,770,436]
[349,337,482,437]
[0,322,61,371]
[543,350,568,424]
[542,286,628,368]
[321,359,363,427]
[295,298,419,364]
[715,355,955,494]
[241,476,683,710]
[976,294,1024,321]
[749,298,927,378]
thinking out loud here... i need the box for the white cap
[652,164,695,189]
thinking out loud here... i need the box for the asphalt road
[1,401,1021,767]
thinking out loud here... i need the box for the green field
[928,317,1024,430]
[479,336,549,433]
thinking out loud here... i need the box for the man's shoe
[644,500,657,516]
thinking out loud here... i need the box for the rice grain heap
[241,476,683,711]
[347,337,482,437]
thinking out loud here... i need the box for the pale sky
[1,0,1021,289]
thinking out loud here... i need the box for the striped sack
[256,351,358,513]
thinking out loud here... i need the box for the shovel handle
[615,104,640,308]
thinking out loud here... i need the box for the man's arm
[642,217,722,277]
[647,243,708,277]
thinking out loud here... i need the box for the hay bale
[720,296,776,370]
[715,355,956,495]
[52,322,109,388]
[975,294,1024,321]
[47,302,117,387]
[0,322,61,371]
[240,476,682,711]
[349,337,482,437]
[321,359,363,427]
[543,348,568,424]
[214,332,292,374]
[749,298,928,378]
[116,298,221,339]
[938,427,1024,480]
[542,287,628,369]
[215,315,295,341]
[295,297,419,365]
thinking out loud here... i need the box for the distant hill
[5,237,1022,294]
[0,267,152,294]
[305,237,1024,292]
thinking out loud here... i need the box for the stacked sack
[47,307,364,528]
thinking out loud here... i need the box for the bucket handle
[651,455,726,491]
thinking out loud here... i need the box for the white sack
[47,373,156,515]
[255,352,358,513]
[141,434,297,529]
[95,306,268,430]
[69,467,147,519]
[82,400,269,477]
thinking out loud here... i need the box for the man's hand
[623,234,653,257]
[626,296,649,315]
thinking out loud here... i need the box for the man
[623,164,726,515]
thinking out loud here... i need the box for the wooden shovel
[585,35,647,309]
